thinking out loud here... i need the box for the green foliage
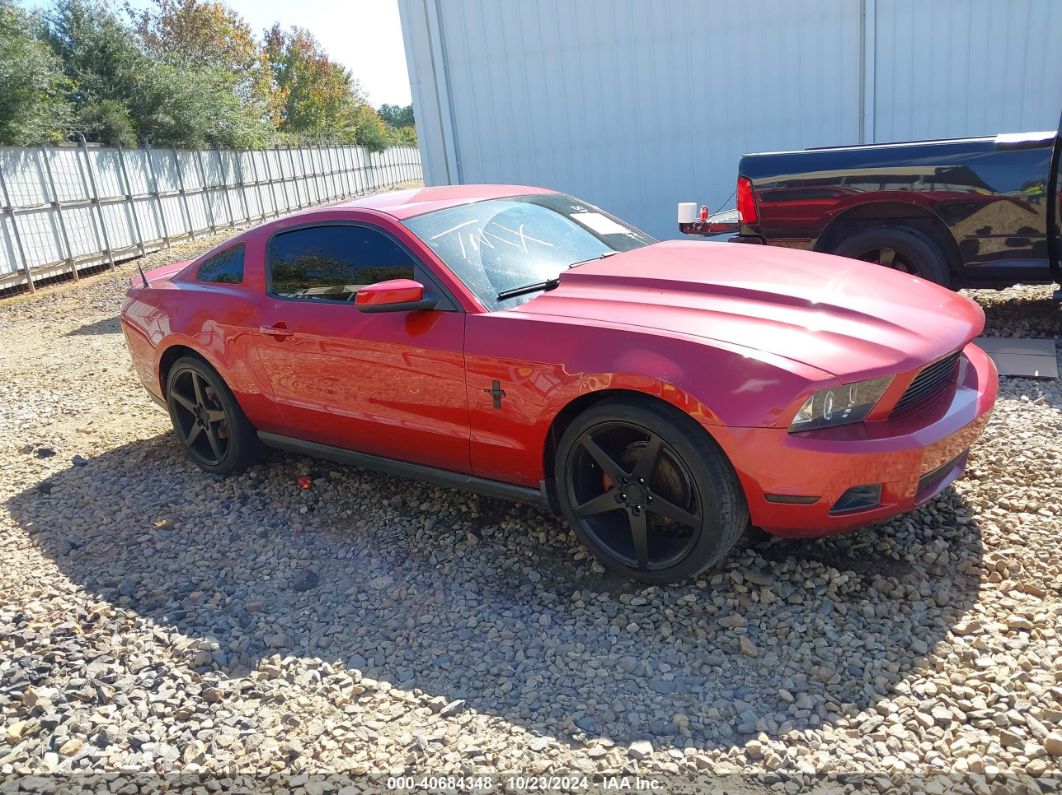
[2,0,415,151]
[349,102,391,153]
[75,98,135,146]
[0,1,71,145]
[389,124,418,147]
[130,0,277,138]
[378,103,417,148]
[45,0,271,148]
[263,24,395,150]
[378,103,414,129]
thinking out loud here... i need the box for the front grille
[916,451,967,499]
[892,351,961,416]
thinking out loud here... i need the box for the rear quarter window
[197,244,245,284]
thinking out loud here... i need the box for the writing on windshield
[404,194,652,310]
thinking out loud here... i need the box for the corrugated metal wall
[870,0,1062,141]
[400,0,1062,240]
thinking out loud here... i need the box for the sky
[21,0,414,107]
[215,0,413,107]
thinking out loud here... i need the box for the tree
[391,125,417,146]
[378,103,414,129]
[45,0,169,145]
[75,98,135,147]
[0,1,71,145]
[45,0,150,144]
[377,103,416,147]
[263,24,391,150]
[264,25,350,138]
[130,0,254,70]
[128,0,278,132]
[8,0,405,152]
[46,0,266,148]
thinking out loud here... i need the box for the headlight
[788,376,892,432]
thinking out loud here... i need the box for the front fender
[465,315,828,486]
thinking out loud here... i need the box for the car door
[250,221,470,474]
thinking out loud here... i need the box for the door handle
[260,323,294,340]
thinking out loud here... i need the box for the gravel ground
[0,240,1060,793]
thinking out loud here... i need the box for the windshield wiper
[495,252,621,301]
[568,250,620,269]
[496,277,560,301]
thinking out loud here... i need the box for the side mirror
[355,279,438,313]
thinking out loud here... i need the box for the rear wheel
[165,356,261,474]
[832,225,951,286]
[554,398,748,584]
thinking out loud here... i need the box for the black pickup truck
[681,114,1062,294]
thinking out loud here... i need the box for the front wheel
[554,398,748,584]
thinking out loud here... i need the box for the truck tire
[832,226,951,287]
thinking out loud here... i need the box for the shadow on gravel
[968,287,1062,339]
[8,431,984,750]
[66,316,121,336]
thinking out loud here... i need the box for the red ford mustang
[121,185,998,583]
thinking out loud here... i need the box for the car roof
[328,184,556,220]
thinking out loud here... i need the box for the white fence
[0,144,422,292]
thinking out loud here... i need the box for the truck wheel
[554,397,749,584]
[832,226,951,286]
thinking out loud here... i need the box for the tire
[165,355,262,474]
[832,225,951,287]
[554,397,749,584]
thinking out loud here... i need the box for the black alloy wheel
[169,367,230,467]
[555,398,748,583]
[566,422,701,571]
[165,356,261,474]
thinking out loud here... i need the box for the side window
[268,225,416,301]
[197,244,245,284]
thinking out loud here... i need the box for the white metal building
[399,0,1062,240]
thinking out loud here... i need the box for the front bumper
[715,342,998,537]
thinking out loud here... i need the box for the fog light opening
[829,483,882,515]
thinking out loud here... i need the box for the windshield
[403,194,654,310]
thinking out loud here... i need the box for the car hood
[515,240,984,380]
